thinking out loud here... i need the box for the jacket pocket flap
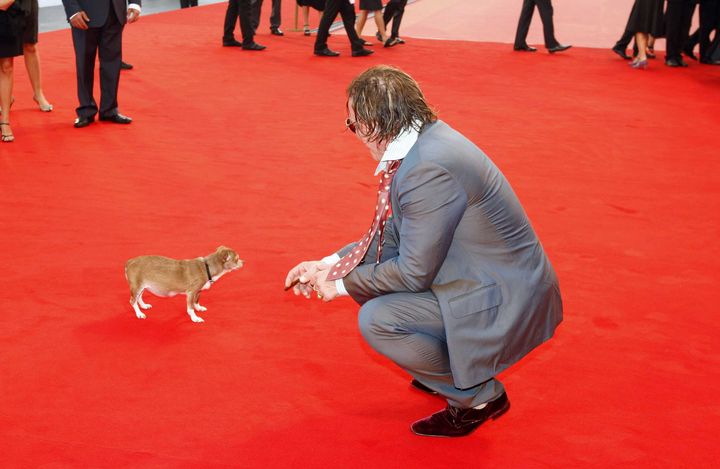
[449,284,503,318]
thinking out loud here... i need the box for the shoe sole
[410,399,511,438]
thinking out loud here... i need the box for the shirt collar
[374,126,420,175]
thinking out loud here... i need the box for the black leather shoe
[411,392,510,438]
[700,58,720,65]
[120,61,133,70]
[222,39,243,47]
[351,48,374,57]
[73,116,94,128]
[410,379,438,395]
[314,48,340,57]
[99,113,132,124]
[270,27,284,36]
[242,42,266,51]
[611,46,631,60]
[665,57,688,67]
[548,44,572,53]
[683,48,698,61]
[514,44,537,52]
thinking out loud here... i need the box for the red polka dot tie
[326,159,402,281]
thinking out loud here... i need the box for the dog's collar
[203,259,214,283]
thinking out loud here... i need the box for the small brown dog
[125,246,243,322]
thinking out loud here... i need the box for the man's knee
[0,59,13,75]
[358,298,397,351]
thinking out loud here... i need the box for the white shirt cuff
[321,253,349,297]
[69,12,80,20]
[128,4,141,13]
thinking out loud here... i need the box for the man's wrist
[128,4,141,13]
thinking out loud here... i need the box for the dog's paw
[191,316,205,323]
[194,304,207,312]
[136,312,147,319]
[140,303,152,310]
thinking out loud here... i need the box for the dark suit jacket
[342,121,563,389]
[62,0,141,28]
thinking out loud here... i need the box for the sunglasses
[345,118,356,134]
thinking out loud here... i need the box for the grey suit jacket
[342,120,563,389]
[62,0,140,28]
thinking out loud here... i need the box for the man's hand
[69,11,90,30]
[127,9,140,24]
[284,260,328,299]
[310,266,339,302]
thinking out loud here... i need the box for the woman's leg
[355,10,368,37]
[373,9,388,42]
[633,32,648,63]
[0,58,14,140]
[23,43,52,110]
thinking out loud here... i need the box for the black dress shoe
[410,379,438,395]
[700,58,720,65]
[222,39,243,47]
[411,392,510,438]
[665,57,688,67]
[548,44,572,53]
[99,113,132,124]
[120,61,133,70]
[611,47,631,60]
[351,48,374,57]
[314,48,340,57]
[242,42,266,51]
[396,37,405,44]
[514,44,537,52]
[683,48,698,61]
[73,116,94,128]
[270,27,284,36]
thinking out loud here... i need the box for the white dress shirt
[325,126,421,296]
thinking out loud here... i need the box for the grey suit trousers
[358,290,505,408]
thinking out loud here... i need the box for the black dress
[297,0,325,11]
[625,0,665,36]
[359,0,382,10]
[0,0,31,58]
[22,0,37,45]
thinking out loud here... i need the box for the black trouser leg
[338,0,363,50]
[270,0,282,29]
[71,25,99,118]
[536,0,558,48]
[224,0,254,44]
[666,0,693,61]
[97,10,123,117]
[699,0,719,60]
[251,0,262,31]
[315,0,340,51]
[614,29,634,51]
[514,0,535,48]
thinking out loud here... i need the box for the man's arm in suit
[62,0,82,20]
[342,162,467,304]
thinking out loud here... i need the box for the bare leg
[373,10,389,42]
[355,11,369,38]
[23,43,52,110]
[0,58,14,142]
[634,32,648,62]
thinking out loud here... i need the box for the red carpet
[1,4,719,467]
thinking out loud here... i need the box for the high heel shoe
[33,95,53,112]
[303,24,310,36]
[1,122,14,143]
[630,59,648,69]
[0,96,14,113]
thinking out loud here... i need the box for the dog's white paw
[194,304,207,312]
[136,312,147,319]
[140,303,152,310]
[191,316,205,323]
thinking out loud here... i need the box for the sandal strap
[0,122,10,125]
